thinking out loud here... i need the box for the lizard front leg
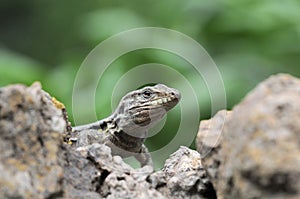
[135,144,154,168]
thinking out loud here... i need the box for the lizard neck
[106,113,148,151]
[109,130,146,152]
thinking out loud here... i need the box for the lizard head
[113,84,181,136]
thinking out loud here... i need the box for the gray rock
[197,74,300,199]
[148,146,216,199]
[0,82,65,199]
[196,110,231,182]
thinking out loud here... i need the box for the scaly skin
[69,84,181,168]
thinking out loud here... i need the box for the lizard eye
[142,90,153,99]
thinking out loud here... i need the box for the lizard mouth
[128,86,181,112]
[149,90,181,111]
[164,97,180,111]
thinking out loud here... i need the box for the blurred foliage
[1,0,300,168]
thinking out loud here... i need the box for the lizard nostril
[171,90,181,100]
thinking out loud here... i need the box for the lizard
[68,84,181,168]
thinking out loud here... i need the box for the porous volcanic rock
[197,74,300,199]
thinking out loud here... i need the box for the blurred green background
[1,0,300,168]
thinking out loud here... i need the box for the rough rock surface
[196,110,231,183]
[196,74,300,199]
[149,146,216,199]
[0,82,214,199]
[0,82,65,198]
